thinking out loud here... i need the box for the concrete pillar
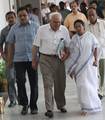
[16,0,41,8]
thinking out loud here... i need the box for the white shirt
[41,8,50,18]
[86,19,105,59]
[33,24,71,55]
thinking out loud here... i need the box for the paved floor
[0,70,105,120]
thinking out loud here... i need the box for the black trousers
[14,62,38,110]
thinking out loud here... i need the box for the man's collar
[18,20,31,27]
[71,11,79,15]
[7,25,11,30]
[89,19,100,25]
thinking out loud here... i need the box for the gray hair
[49,12,62,21]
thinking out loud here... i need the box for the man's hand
[61,48,70,61]
[6,60,13,68]
[70,71,75,79]
[2,53,6,61]
[93,60,98,67]
[60,51,68,61]
[32,46,39,70]
[32,59,38,70]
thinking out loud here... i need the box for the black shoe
[98,94,103,100]
[21,106,28,115]
[8,101,16,108]
[31,109,38,114]
[59,107,67,113]
[45,110,53,118]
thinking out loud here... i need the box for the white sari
[66,31,102,113]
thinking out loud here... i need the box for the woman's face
[74,22,85,35]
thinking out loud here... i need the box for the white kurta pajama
[66,31,102,113]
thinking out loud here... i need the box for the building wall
[0,0,10,31]
[19,0,40,8]
[0,0,15,31]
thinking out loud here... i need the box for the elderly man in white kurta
[32,12,70,118]
[86,7,105,99]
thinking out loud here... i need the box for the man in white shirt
[32,12,70,118]
[87,7,105,99]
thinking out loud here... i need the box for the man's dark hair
[32,8,39,13]
[59,1,65,10]
[87,6,96,12]
[69,0,79,7]
[74,19,85,28]
[5,11,16,18]
[24,4,32,13]
[89,0,98,6]
[49,4,57,12]
[17,7,28,14]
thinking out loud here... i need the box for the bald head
[49,12,62,31]
[87,7,97,24]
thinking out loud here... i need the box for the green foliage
[0,57,6,81]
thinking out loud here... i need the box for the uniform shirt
[86,19,105,59]
[29,13,40,25]
[0,25,11,54]
[33,24,71,55]
[6,21,39,62]
[64,11,87,32]
[60,9,70,23]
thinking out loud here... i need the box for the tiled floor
[0,71,105,120]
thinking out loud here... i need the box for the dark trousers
[14,62,38,110]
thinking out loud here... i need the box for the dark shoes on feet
[21,106,38,115]
[98,94,103,100]
[31,109,38,114]
[59,107,67,113]
[45,110,54,118]
[21,106,29,115]
[8,101,16,107]
[45,108,67,118]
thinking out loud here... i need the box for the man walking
[32,12,70,118]
[87,7,105,99]
[0,11,17,107]
[6,7,39,115]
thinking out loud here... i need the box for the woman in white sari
[66,19,102,115]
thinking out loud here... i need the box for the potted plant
[0,56,8,92]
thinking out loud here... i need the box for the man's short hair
[89,0,98,6]
[87,6,96,12]
[49,12,62,21]
[5,11,16,18]
[59,1,65,9]
[74,19,85,28]
[69,0,79,7]
[17,7,28,14]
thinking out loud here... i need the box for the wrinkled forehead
[87,9,96,16]
[18,10,28,16]
[51,15,61,22]
[6,13,15,18]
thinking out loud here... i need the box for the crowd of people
[0,0,105,118]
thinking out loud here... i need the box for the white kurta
[66,31,102,113]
